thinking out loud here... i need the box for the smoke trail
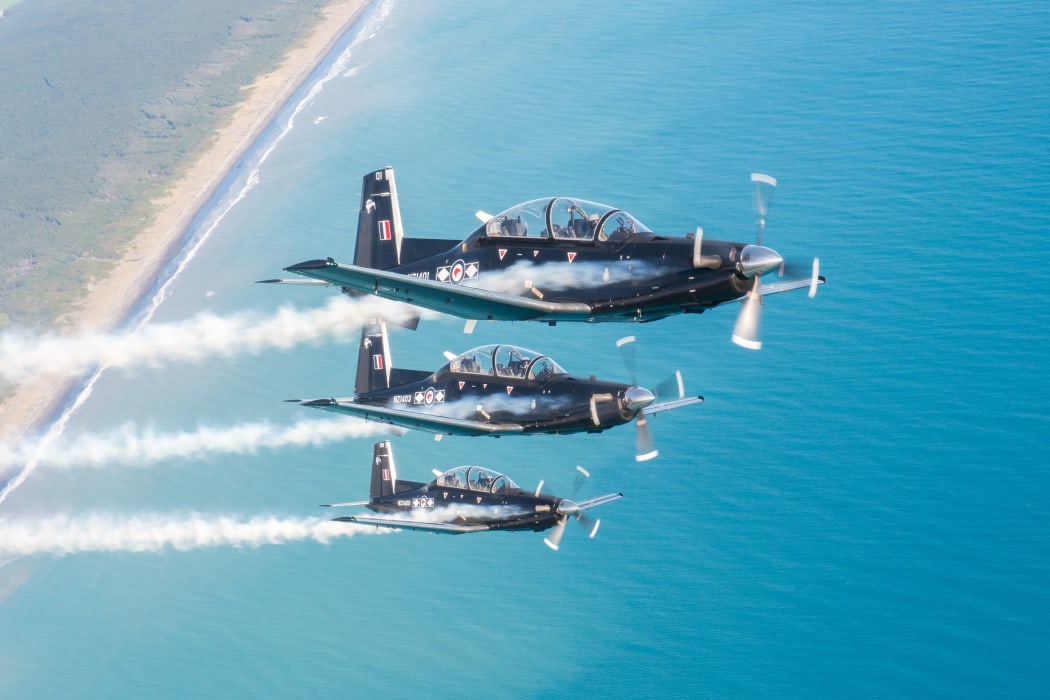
[0,417,393,472]
[0,296,417,385]
[0,513,388,556]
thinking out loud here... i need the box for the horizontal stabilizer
[641,395,704,416]
[320,500,370,508]
[255,278,334,286]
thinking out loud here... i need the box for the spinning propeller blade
[732,173,779,350]
[732,280,763,350]
[577,513,601,539]
[543,516,568,551]
[573,466,591,498]
[616,335,638,384]
[751,173,777,245]
[635,414,658,462]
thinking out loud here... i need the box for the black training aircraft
[289,319,701,461]
[325,441,622,549]
[264,166,823,349]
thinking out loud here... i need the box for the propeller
[542,466,604,550]
[731,173,823,349]
[615,336,689,461]
[732,174,780,350]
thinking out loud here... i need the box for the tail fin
[354,166,404,270]
[355,318,392,395]
[369,440,398,500]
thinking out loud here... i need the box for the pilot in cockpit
[500,216,526,236]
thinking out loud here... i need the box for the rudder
[355,318,392,395]
[369,440,398,500]
[354,166,404,270]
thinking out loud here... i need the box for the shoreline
[0,0,371,444]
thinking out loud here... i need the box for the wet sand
[0,0,370,443]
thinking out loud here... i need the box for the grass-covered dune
[0,0,332,329]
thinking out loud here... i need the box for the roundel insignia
[451,260,466,283]
[425,387,436,405]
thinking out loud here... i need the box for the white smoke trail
[0,513,388,557]
[0,295,416,385]
[0,5,400,509]
[0,417,392,472]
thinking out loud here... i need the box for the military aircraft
[324,440,622,550]
[288,319,702,461]
[263,166,823,349]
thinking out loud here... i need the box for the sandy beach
[0,0,370,443]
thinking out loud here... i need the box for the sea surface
[1,0,1049,697]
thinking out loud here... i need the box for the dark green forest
[0,0,330,329]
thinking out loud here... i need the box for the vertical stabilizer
[355,318,392,395]
[354,166,404,270]
[369,441,398,499]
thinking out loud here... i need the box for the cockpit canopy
[478,197,651,242]
[432,466,520,494]
[448,344,565,380]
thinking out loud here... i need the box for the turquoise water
[2,0,1049,697]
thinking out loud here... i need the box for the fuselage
[390,228,754,322]
[368,478,564,532]
[358,365,640,434]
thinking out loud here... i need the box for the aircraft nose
[556,499,579,515]
[623,385,655,412]
[737,244,783,278]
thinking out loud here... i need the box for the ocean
[1,0,1048,697]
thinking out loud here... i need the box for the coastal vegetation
[0,0,331,329]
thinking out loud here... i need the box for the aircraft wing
[641,395,704,416]
[284,259,594,321]
[334,515,489,534]
[575,492,624,512]
[757,275,825,297]
[298,398,526,437]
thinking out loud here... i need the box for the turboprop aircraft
[263,166,823,349]
[288,320,702,461]
[325,440,622,550]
